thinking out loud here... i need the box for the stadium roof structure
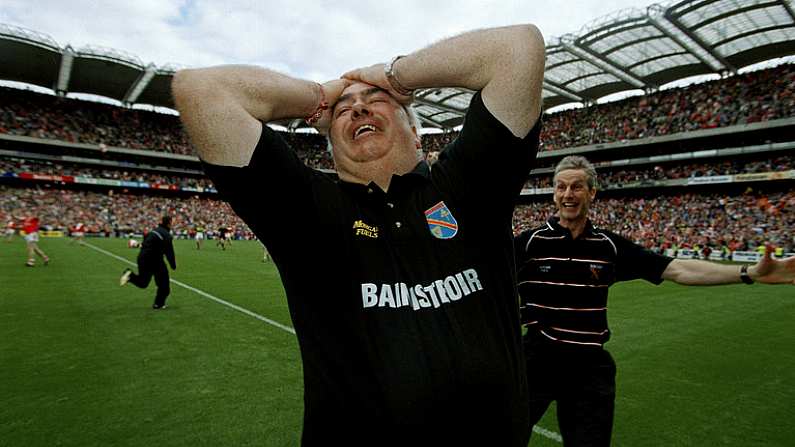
[2,0,795,131]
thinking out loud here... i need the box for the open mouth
[353,124,378,140]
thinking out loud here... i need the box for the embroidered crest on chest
[424,201,458,239]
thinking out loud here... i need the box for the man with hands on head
[173,24,545,446]
[515,155,795,447]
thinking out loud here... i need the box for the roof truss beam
[124,64,156,104]
[714,24,795,49]
[561,36,647,89]
[416,114,444,129]
[781,0,795,22]
[412,96,467,116]
[55,45,74,94]
[689,0,781,29]
[646,7,724,71]
[663,8,736,71]
[542,80,584,102]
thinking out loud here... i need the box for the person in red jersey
[69,222,86,245]
[4,219,16,243]
[22,216,49,267]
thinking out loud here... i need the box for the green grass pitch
[1,237,793,446]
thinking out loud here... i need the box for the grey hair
[326,103,422,153]
[553,155,598,190]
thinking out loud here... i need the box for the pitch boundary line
[83,241,295,335]
[533,425,563,443]
[84,241,561,443]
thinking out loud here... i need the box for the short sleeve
[201,125,317,251]
[432,91,541,217]
[612,231,674,284]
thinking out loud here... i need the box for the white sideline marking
[85,242,562,442]
[84,242,295,335]
[534,425,563,443]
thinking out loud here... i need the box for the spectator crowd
[5,153,791,195]
[1,157,215,191]
[2,64,792,162]
[1,63,793,254]
[513,190,795,254]
[1,185,252,239]
[3,183,792,255]
[539,63,795,151]
[523,156,794,189]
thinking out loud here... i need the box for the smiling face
[328,82,420,183]
[553,168,596,227]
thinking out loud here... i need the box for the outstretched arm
[750,246,795,284]
[342,24,545,138]
[662,247,795,286]
[172,66,349,166]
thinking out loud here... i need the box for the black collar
[337,161,430,196]
[546,216,596,238]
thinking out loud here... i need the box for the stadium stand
[2,62,793,255]
[538,63,795,151]
[0,157,216,191]
[523,156,795,189]
[513,190,795,254]
[0,184,252,239]
[1,0,794,259]
[3,62,794,155]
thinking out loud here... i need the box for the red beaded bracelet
[305,83,329,125]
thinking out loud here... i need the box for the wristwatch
[384,55,414,97]
[740,264,754,284]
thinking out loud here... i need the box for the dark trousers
[129,258,170,307]
[525,336,616,447]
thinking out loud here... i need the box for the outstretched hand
[342,64,413,104]
[752,245,795,285]
[311,79,353,134]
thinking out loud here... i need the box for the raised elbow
[520,24,544,46]
[171,69,214,111]
[171,69,193,107]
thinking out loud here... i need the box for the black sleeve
[611,231,674,284]
[200,125,318,256]
[432,91,541,218]
[165,236,176,269]
[513,230,531,266]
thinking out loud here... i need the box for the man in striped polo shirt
[515,155,795,446]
